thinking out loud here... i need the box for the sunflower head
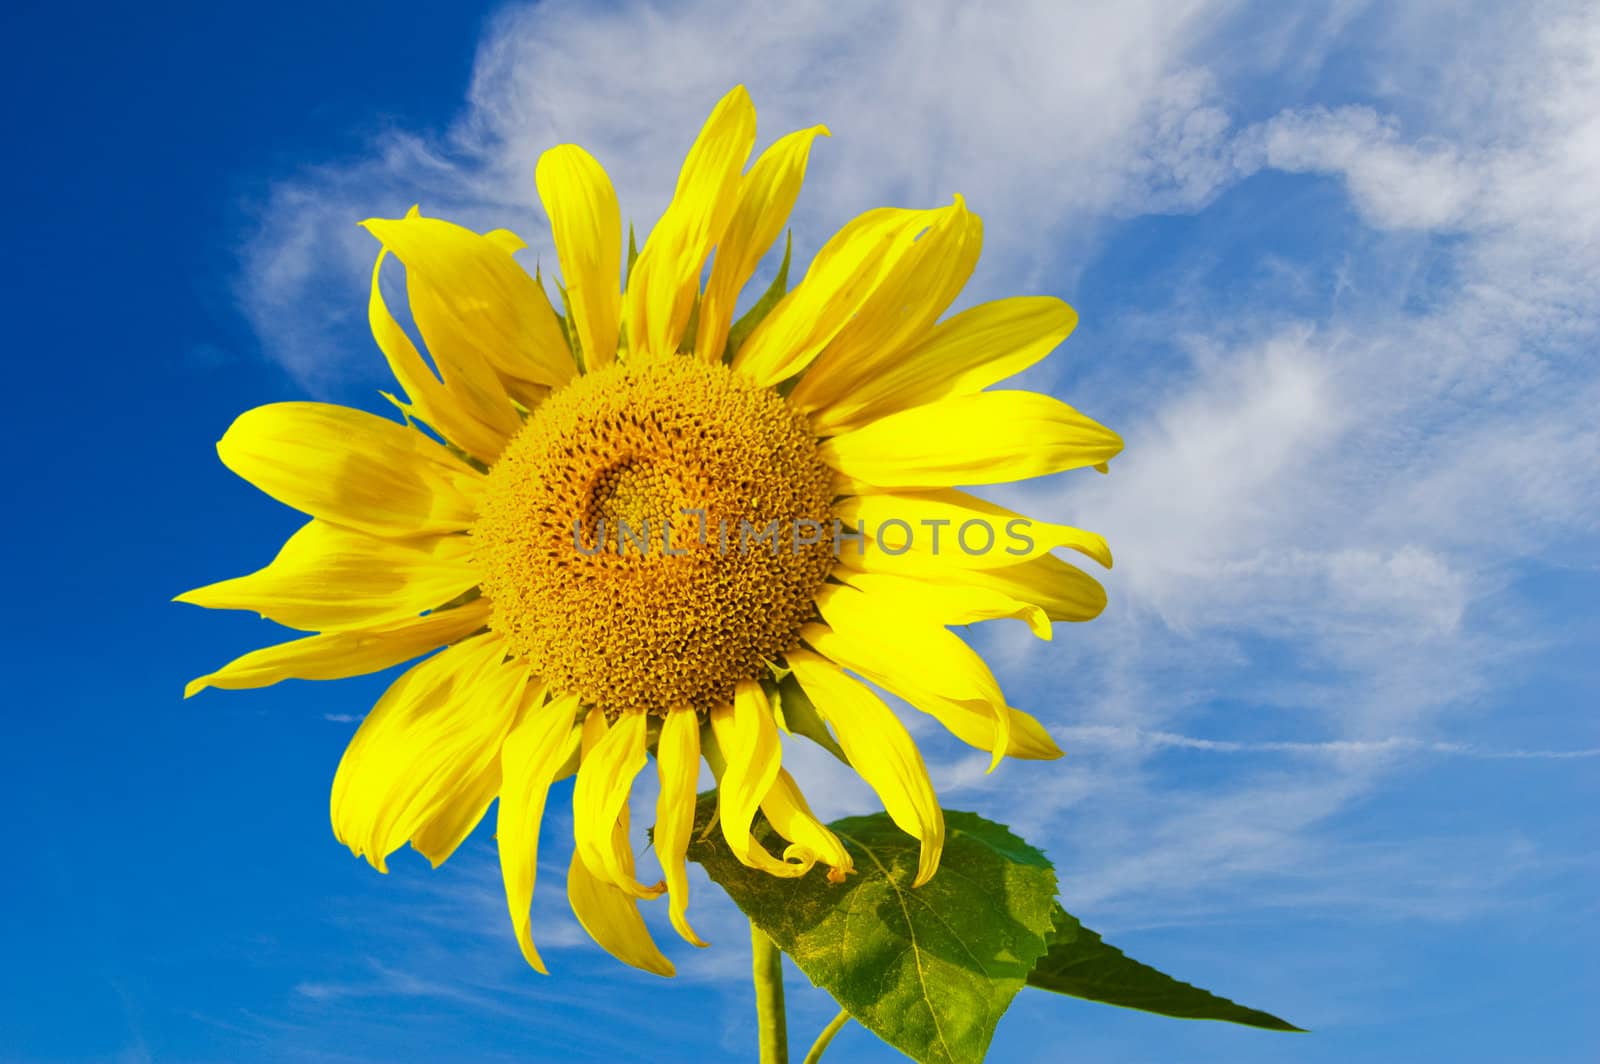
[179,84,1121,978]
[474,355,836,716]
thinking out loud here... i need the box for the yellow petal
[182,598,491,698]
[572,710,662,898]
[368,244,515,463]
[803,296,1078,434]
[835,569,1054,640]
[498,688,583,973]
[410,753,499,869]
[807,584,1011,770]
[806,617,1063,762]
[819,391,1123,490]
[760,768,853,883]
[566,849,675,977]
[361,212,577,393]
[536,145,622,370]
[329,636,521,871]
[931,553,1109,624]
[832,487,1113,571]
[624,85,756,358]
[708,680,806,877]
[731,205,936,388]
[788,197,981,412]
[694,125,829,361]
[787,649,944,885]
[174,520,478,632]
[654,708,708,947]
[217,402,481,538]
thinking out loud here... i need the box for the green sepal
[723,230,791,363]
[766,673,848,764]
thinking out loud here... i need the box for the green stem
[801,1009,851,1064]
[751,921,788,1064]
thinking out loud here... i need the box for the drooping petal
[801,296,1078,434]
[536,145,622,370]
[329,636,522,871]
[787,649,944,886]
[787,197,981,411]
[808,584,1011,770]
[367,243,516,463]
[731,206,936,388]
[623,85,756,358]
[708,680,805,877]
[832,487,1113,570]
[804,617,1062,761]
[361,213,577,394]
[572,710,662,898]
[818,391,1123,490]
[760,767,853,883]
[566,849,675,977]
[654,708,708,947]
[694,125,829,361]
[410,754,499,868]
[217,403,481,538]
[174,520,478,632]
[498,688,583,973]
[181,598,491,698]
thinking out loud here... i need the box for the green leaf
[1027,906,1305,1032]
[677,291,703,354]
[688,799,1057,1064]
[722,230,791,362]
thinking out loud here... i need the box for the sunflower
[179,85,1121,976]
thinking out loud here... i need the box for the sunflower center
[475,356,836,715]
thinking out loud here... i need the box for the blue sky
[5,1,1598,1062]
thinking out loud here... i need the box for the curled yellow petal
[731,206,934,388]
[498,689,583,973]
[367,244,515,463]
[695,124,829,361]
[787,649,943,886]
[808,584,1011,770]
[818,391,1123,490]
[536,145,622,370]
[803,296,1078,434]
[760,768,853,883]
[566,849,675,977]
[217,402,481,538]
[361,212,577,393]
[933,554,1109,624]
[624,85,756,358]
[174,519,478,632]
[572,710,661,898]
[329,636,521,871]
[182,597,491,699]
[805,616,1063,762]
[654,708,708,947]
[788,197,981,412]
[708,680,805,877]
